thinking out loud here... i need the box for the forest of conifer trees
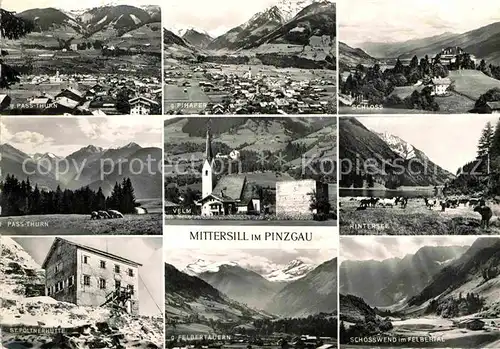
[0,174,137,216]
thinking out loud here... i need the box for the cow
[98,210,111,219]
[90,211,99,220]
[399,197,408,209]
[459,198,469,206]
[440,201,447,212]
[474,205,493,229]
[107,209,124,218]
[359,199,371,208]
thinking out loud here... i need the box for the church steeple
[202,122,214,199]
[205,126,213,162]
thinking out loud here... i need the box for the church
[196,129,261,216]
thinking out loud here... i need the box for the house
[431,77,452,96]
[129,96,159,115]
[458,318,485,331]
[485,101,500,114]
[42,238,141,314]
[56,88,85,102]
[196,128,260,216]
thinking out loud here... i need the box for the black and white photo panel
[164,116,337,226]
[339,114,500,235]
[338,0,500,115]
[0,116,163,235]
[0,236,164,348]
[339,235,500,348]
[163,0,336,115]
[0,0,162,115]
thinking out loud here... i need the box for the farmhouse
[485,101,500,114]
[197,129,261,216]
[458,318,485,331]
[431,77,452,96]
[42,238,141,315]
[129,96,159,115]
[276,179,329,218]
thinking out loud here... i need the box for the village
[164,62,336,114]
[0,70,162,115]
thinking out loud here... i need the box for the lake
[340,187,436,198]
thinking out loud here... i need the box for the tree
[116,89,131,114]
[477,121,494,158]
[1,9,34,88]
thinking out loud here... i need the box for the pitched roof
[211,174,246,201]
[486,101,500,110]
[42,238,142,269]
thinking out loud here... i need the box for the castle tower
[202,125,214,198]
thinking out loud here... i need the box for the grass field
[165,218,337,226]
[340,197,500,235]
[435,91,475,113]
[0,213,162,235]
[449,70,500,101]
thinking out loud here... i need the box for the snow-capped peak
[276,0,322,21]
[376,131,417,160]
[184,259,238,275]
[265,258,315,282]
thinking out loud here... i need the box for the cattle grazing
[107,209,124,218]
[447,199,458,208]
[90,211,99,220]
[474,205,493,229]
[134,207,148,214]
[98,210,111,219]
[369,197,379,207]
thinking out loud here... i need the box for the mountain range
[340,245,469,307]
[10,5,161,49]
[339,117,455,187]
[340,20,500,66]
[341,238,500,324]
[167,257,337,321]
[164,0,335,69]
[0,142,162,199]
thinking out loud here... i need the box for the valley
[338,8,500,114]
[163,0,336,114]
[165,250,337,348]
[340,237,500,348]
[0,4,162,115]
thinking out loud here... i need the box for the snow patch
[130,14,142,25]
[96,15,108,26]
[184,259,238,275]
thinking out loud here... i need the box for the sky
[163,0,281,38]
[165,248,336,276]
[13,236,163,317]
[339,0,500,46]
[340,236,479,262]
[358,115,500,173]
[1,0,159,13]
[0,117,162,157]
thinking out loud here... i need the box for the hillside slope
[338,41,377,70]
[339,117,454,187]
[267,258,337,317]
